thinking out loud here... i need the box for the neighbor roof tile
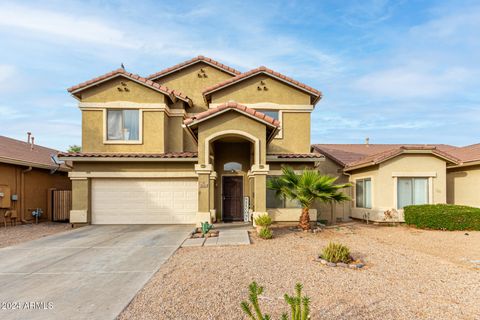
[0,135,68,170]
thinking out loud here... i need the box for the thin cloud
[0,3,135,48]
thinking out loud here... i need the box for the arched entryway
[208,133,255,221]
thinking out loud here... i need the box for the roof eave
[0,156,68,172]
[266,155,325,162]
[57,156,198,162]
[185,108,280,130]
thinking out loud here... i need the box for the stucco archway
[204,130,261,166]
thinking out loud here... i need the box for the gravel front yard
[119,223,480,320]
[0,222,71,248]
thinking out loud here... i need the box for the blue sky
[0,0,479,151]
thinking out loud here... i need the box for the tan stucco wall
[349,154,447,222]
[166,116,184,152]
[80,78,169,104]
[447,164,480,207]
[197,111,267,164]
[73,161,195,172]
[82,110,167,153]
[210,74,311,105]
[268,112,311,154]
[0,162,71,222]
[313,157,352,223]
[154,62,234,113]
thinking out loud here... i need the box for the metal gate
[52,190,72,221]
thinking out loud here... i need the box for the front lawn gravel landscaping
[119,223,479,320]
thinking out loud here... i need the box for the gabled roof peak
[67,68,192,105]
[183,101,281,127]
[202,66,322,104]
[147,55,242,80]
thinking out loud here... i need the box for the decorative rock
[319,258,327,265]
[326,262,336,267]
[337,262,348,268]
[356,263,365,269]
[348,264,358,269]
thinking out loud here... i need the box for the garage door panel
[92,178,198,224]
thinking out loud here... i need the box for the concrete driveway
[0,225,192,320]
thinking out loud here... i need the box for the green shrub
[320,242,351,263]
[258,227,273,239]
[254,213,272,227]
[404,204,480,231]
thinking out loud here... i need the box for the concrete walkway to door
[0,225,192,320]
[181,222,251,247]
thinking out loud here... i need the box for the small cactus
[241,282,310,320]
[201,221,213,235]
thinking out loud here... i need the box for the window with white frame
[355,178,372,208]
[397,177,429,209]
[107,109,140,141]
[266,176,302,209]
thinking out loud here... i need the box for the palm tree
[267,166,351,230]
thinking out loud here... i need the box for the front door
[222,176,243,221]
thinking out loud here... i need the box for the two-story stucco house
[59,56,324,226]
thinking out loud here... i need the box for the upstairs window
[355,178,372,209]
[257,110,279,120]
[397,177,429,209]
[107,110,139,141]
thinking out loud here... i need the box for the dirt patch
[0,222,71,248]
[119,223,479,320]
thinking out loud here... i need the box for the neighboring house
[0,135,71,223]
[312,143,480,222]
[58,56,324,226]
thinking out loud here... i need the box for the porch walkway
[181,223,251,247]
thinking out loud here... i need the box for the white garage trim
[92,178,198,224]
[70,171,197,178]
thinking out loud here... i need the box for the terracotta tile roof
[344,146,461,169]
[202,66,322,104]
[67,68,192,104]
[147,55,241,80]
[183,101,281,127]
[312,144,464,170]
[0,135,68,170]
[268,153,324,159]
[448,143,480,163]
[57,152,198,159]
[312,144,460,167]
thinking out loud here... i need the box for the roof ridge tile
[147,56,241,80]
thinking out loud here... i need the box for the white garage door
[91,178,198,224]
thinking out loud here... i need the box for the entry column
[195,164,213,226]
[251,164,269,223]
